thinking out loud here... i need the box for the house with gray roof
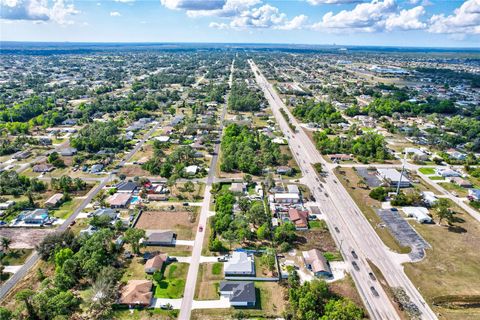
[219,281,256,307]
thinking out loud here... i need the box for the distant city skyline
[1,0,479,48]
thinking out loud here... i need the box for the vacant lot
[194,263,223,300]
[154,262,188,299]
[329,274,365,312]
[438,182,469,197]
[136,209,198,240]
[111,309,178,320]
[0,228,55,249]
[119,164,150,177]
[419,167,436,175]
[404,209,480,320]
[294,228,337,253]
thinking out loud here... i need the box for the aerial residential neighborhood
[0,1,479,320]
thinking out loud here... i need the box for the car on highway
[182,202,189,206]
[352,261,360,271]
[334,226,340,233]
[370,286,379,297]
[351,250,358,259]
[369,272,376,281]
[198,225,203,232]
[324,192,329,197]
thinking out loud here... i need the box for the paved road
[0,119,161,302]
[250,60,437,320]
[178,59,234,320]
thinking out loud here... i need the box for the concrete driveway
[151,298,183,309]
[192,297,230,309]
[174,239,195,246]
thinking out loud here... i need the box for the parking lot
[356,168,383,188]
[376,209,430,260]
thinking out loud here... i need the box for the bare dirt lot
[119,164,150,177]
[135,210,198,240]
[0,228,55,249]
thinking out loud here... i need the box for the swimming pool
[130,196,140,204]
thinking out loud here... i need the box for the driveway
[3,265,23,274]
[192,297,230,309]
[151,298,183,309]
[174,239,195,246]
[200,256,219,263]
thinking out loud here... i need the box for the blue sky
[0,0,479,47]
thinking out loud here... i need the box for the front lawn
[308,220,328,230]
[419,167,436,175]
[154,262,188,299]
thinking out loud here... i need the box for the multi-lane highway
[250,60,438,320]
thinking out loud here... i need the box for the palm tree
[1,237,11,253]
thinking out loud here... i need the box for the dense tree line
[50,176,87,193]
[220,124,282,175]
[142,144,202,179]
[228,82,263,112]
[71,121,125,153]
[285,270,364,320]
[345,97,457,118]
[292,101,345,127]
[0,170,46,196]
[0,136,36,156]
[313,131,392,162]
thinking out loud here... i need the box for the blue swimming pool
[130,196,140,204]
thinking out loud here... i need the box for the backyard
[154,262,189,299]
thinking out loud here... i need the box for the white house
[422,191,438,207]
[224,252,255,276]
[402,207,432,223]
[274,193,300,204]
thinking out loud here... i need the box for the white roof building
[377,168,411,187]
[185,165,198,175]
[402,207,432,223]
[224,252,255,276]
[422,191,438,206]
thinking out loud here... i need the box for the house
[449,177,473,188]
[402,207,432,223]
[404,148,428,161]
[436,168,461,178]
[119,280,153,306]
[185,165,198,175]
[276,166,292,175]
[20,209,49,225]
[329,154,353,162]
[125,131,134,140]
[302,249,332,278]
[62,119,77,126]
[288,208,308,230]
[376,169,411,188]
[92,208,118,220]
[0,200,15,210]
[143,230,176,246]
[468,189,480,201]
[230,183,246,194]
[90,164,104,174]
[115,181,138,193]
[59,148,77,156]
[13,150,31,160]
[224,252,255,276]
[44,193,63,208]
[80,225,98,236]
[106,193,131,208]
[144,254,167,274]
[422,191,438,207]
[287,184,300,194]
[219,281,256,307]
[33,164,54,173]
[155,136,170,143]
[274,192,300,204]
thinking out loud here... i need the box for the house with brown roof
[44,193,63,208]
[33,164,54,173]
[106,193,131,208]
[144,254,168,274]
[302,249,332,278]
[288,208,308,230]
[119,280,153,307]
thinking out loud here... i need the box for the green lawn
[419,167,436,175]
[429,176,445,181]
[308,220,328,230]
[0,249,33,265]
[211,263,222,275]
[154,262,188,299]
[438,182,469,197]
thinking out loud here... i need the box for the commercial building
[402,207,432,223]
[377,168,411,188]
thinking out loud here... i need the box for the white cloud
[110,11,121,17]
[115,0,135,3]
[428,0,480,35]
[0,0,78,24]
[185,0,260,18]
[277,14,308,30]
[385,5,426,31]
[209,21,229,29]
[307,0,365,4]
[312,0,397,32]
[161,0,226,11]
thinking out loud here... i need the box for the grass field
[308,219,328,230]
[419,167,436,175]
[404,208,480,320]
[194,263,223,300]
[154,262,188,299]
[438,182,469,197]
[111,309,178,320]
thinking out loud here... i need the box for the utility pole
[396,153,407,195]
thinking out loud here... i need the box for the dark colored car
[351,250,358,259]
[369,272,376,281]
[334,226,340,233]
[370,286,379,297]
[352,261,360,271]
